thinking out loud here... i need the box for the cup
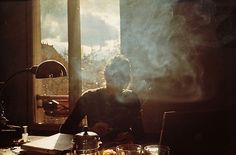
[144,145,170,155]
[116,144,142,155]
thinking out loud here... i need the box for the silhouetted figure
[60,55,144,147]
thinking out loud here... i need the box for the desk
[1,134,166,155]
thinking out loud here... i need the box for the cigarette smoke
[120,0,222,102]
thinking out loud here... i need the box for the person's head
[104,55,131,92]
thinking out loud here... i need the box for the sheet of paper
[21,133,73,154]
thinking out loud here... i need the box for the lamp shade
[30,60,67,78]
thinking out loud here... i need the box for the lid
[73,127,101,150]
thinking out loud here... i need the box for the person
[60,54,144,146]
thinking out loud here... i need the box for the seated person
[60,55,144,146]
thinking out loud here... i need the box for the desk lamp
[0,60,67,146]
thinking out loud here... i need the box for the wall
[0,1,32,126]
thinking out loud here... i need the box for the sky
[40,0,120,57]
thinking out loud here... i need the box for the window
[33,0,120,125]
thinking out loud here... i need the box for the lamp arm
[0,68,31,96]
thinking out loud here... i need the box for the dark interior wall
[0,1,32,126]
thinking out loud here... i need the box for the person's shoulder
[82,88,104,96]
[81,87,105,97]
[76,88,105,106]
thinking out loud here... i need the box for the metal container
[73,127,101,155]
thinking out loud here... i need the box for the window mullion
[68,0,82,111]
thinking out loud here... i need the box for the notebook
[21,133,73,154]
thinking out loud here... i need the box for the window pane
[34,0,69,124]
[80,0,120,92]
[40,0,68,95]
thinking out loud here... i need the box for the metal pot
[73,127,102,155]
